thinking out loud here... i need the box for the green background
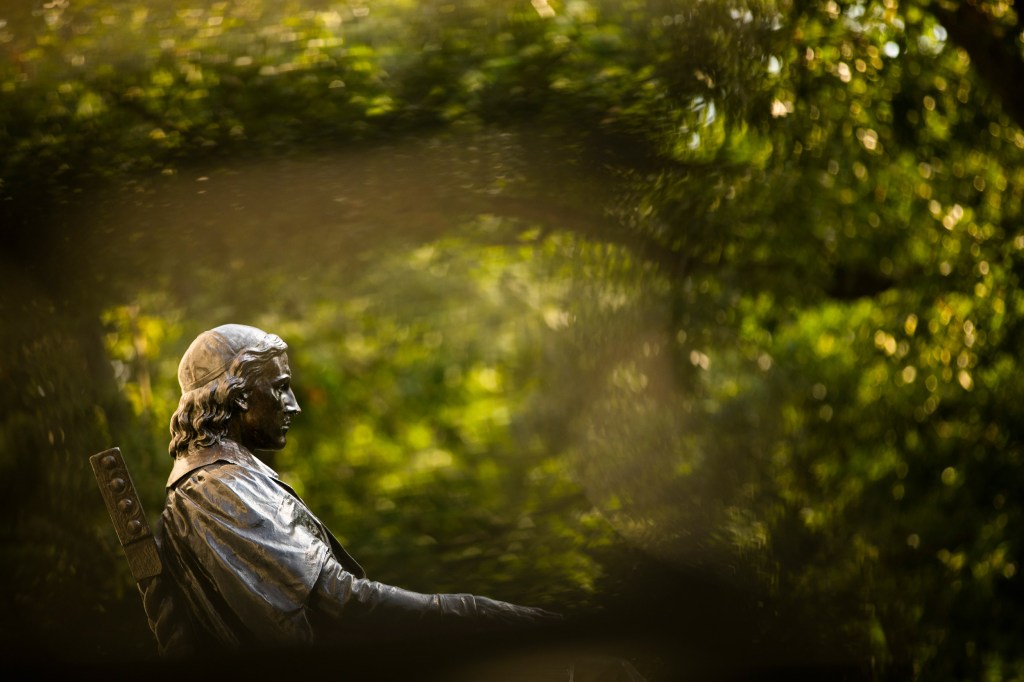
[2,1,1024,678]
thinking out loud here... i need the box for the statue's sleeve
[309,554,559,634]
[161,463,332,644]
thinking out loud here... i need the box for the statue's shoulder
[167,438,288,518]
[177,459,280,496]
[177,458,265,486]
[168,457,288,528]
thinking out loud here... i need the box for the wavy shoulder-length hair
[168,336,288,459]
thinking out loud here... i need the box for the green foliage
[4,0,1024,678]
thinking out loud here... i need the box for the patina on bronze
[145,323,554,654]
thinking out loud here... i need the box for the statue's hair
[168,337,287,459]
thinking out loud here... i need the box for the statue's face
[236,353,301,451]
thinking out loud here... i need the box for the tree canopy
[2,0,1024,679]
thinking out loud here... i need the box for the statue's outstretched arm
[309,555,558,632]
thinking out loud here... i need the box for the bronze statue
[142,324,554,655]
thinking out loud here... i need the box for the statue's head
[169,324,300,458]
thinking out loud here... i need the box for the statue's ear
[235,392,249,412]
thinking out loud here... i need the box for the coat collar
[167,439,278,488]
